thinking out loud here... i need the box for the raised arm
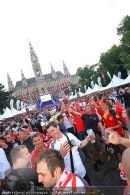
[79,134,95,148]
[108,131,130,148]
[69,108,82,117]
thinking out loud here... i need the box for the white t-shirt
[63,115,73,129]
[0,148,11,179]
[50,133,86,177]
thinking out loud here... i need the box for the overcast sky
[0,0,130,89]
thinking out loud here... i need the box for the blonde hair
[11,145,26,163]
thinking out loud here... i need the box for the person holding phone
[46,121,95,184]
[69,105,104,172]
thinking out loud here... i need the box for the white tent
[122,74,130,85]
[11,107,18,116]
[0,115,3,120]
[100,81,114,91]
[69,94,77,100]
[112,75,124,87]
[79,92,85,97]
[85,87,93,95]
[100,75,124,91]
[18,108,26,114]
[2,107,13,119]
[93,84,100,92]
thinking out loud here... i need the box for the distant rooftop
[15,71,64,88]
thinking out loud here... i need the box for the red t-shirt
[102,111,124,136]
[115,103,126,125]
[72,113,84,132]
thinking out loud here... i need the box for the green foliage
[75,15,130,89]
[100,45,127,78]
[117,15,130,69]
[70,84,80,94]
[0,83,12,114]
[76,65,99,90]
[117,15,130,38]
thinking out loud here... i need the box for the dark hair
[56,106,61,112]
[46,122,58,130]
[22,125,29,129]
[36,149,65,176]
[12,124,17,128]
[57,114,64,121]
[0,137,5,141]
[109,99,115,104]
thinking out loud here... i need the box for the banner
[40,94,52,102]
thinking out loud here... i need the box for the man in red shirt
[72,103,85,140]
[100,101,124,136]
[109,99,127,126]
[30,133,49,169]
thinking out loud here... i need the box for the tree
[75,15,130,90]
[0,83,12,114]
[117,15,130,69]
[76,65,99,91]
[100,45,127,79]
[70,84,80,95]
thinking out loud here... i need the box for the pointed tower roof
[29,41,43,80]
[63,60,70,76]
[7,73,14,92]
[50,63,57,80]
[21,69,28,87]
[21,69,26,80]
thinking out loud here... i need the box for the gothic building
[7,42,78,104]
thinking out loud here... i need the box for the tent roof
[123,74,130,85]
[85,87,93,95]
[93,84,100,92]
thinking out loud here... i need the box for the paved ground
[86,144,126,195]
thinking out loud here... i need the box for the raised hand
[108,131,121,145]
[60,143,70,158]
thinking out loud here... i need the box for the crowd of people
[0,86,130,194]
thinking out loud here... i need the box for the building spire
[7,73,14,92]
[50,63,57,80]
[63,60,70,77]
[21,70,28,87]
[29,41,43,80]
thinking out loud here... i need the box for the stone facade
[7,42,78,104]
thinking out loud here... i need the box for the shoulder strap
[64,133,75,173]
[50,139,56,150]
[75,174,89,187]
